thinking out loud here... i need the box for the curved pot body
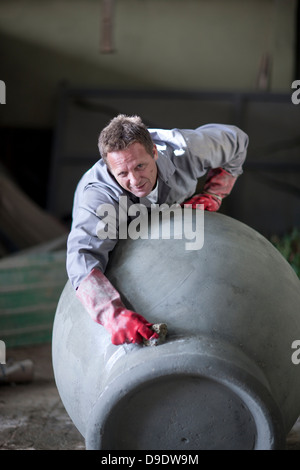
[52,210,300,450]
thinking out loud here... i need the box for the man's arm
[180,124,249,210]
[66,185,158,345]
[179,124,248,177]
[66,186,117,290]
[76,268,158,345]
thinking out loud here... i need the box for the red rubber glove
[183,168,237,212]
[183,193,221,211]
[76,268,159,345]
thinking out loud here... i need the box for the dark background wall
[0,0,299,240]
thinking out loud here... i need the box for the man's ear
[153,144,158,161]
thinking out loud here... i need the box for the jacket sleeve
[66,184,119,291]
[178,124,249,178]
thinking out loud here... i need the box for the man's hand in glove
[183,167,237,212]
[103,309,157,345]
[76,267,158,346]
[182,193,221,211]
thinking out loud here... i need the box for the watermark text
[0,80,6,104]
[291,80,300,105]
[0,340,6,364]
[291,340,300,365]
[96,197,204,251]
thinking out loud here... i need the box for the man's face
[106,142,158,198]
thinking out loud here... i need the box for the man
[67,114,249,346]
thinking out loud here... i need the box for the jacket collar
[156,150,176,203]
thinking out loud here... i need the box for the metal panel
[48,86,300,236]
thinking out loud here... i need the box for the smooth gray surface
[52,210,300,450]
[2,343,300,450]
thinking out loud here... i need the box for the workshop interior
[0,0,300,451]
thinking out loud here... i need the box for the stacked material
[0,169,67,256]
[0,168,68,347]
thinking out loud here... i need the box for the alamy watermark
[289,83,300,364]
[0,340,6,364]
[291,80,300,105]
[0,80,6,104]
[291,340,300,365]
[96,197,204,251]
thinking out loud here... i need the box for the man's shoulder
[78,159,112,186]
[75,159,123,201]
[149,128,186,150]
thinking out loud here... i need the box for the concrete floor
[1,343,300,451]
[0,343,85,450]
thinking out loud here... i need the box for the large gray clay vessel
[52,209,300,450]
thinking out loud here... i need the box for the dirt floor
[0,342,300,451]
[0,343,85,450]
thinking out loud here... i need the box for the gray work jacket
[67,124,249,289]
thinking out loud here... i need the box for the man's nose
[129,172,140,186]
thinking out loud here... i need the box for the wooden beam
[101,0,115,53]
